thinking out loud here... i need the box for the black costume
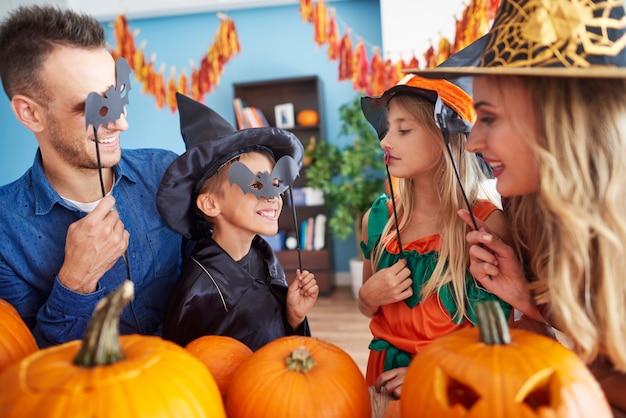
[163,235,309,350]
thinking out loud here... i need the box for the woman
[417,0,626,414]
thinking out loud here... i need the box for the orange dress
[361,195,512,385]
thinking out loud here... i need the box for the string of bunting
[110,13,240,113]
[299,0,500,96]
[109,2,496,110]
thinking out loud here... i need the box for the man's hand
[58,196,129,293]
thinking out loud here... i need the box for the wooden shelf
[233,76,335,294]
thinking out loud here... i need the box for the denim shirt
[0,148,182,348]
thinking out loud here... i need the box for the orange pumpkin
[400,301,611,418]
[0,281,226,418]
[296,109,319,126]
[384,400,401,418]
[185,335,253,398]
[226,335,371,418]
[0,299,38,374]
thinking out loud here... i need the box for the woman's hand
[458,209,543,321]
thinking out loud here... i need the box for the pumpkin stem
[73,280,134,367]
[476,301,511,345]
[285,345,316,373]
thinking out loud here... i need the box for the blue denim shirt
[0,148,182,348]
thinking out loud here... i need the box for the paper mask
[85,57,132,130]
[228,155,299,200]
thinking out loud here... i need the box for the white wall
[380,0,467,65]
[1,0,349,20]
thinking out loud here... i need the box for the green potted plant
[304,96,387,297]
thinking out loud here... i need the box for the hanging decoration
[111,13,240,112]
[300,0,500,96]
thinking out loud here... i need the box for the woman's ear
[196,192,221,217]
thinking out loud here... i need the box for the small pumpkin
[400,301,611,418]
[185,335,253,398]
[226,335,371,418]
[0,281,226,418]
[0,299,38,374]
[296,109,319,126]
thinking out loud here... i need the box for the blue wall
[0,0,382,272]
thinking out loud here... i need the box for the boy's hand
[286,269,319,329]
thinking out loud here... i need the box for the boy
[158,93,318,350]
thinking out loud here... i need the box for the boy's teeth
[98,137,115,144]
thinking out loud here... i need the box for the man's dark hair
[0,5,105,99]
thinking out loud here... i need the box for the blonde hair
[504,76,626,371]
[371,94,497,322]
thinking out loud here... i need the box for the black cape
[162,234,310,350]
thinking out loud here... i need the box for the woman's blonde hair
[505,76,626,371]
[371,94,497,322]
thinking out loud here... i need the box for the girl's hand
[374,367,407,399]
[358,258,412,317]
[286,269,318,329]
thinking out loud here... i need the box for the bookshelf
[233,76,335,295]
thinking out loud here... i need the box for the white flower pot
[349,258,364,300]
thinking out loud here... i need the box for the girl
[358,73,511,398]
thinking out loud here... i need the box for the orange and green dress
[360,195,512,385]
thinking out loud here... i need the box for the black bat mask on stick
[228,155,299,200]
[85,58,132,131]
[84,57,132,197]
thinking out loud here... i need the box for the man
[0,5,181,347]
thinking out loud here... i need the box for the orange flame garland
[111,14,240,112]
[110,1,498,108]
[300,0,500,96]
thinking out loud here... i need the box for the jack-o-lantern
[400,301,611,418]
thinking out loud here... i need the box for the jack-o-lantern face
[400,302,611,418]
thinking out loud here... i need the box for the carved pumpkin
[226,335,371,418]
[384,400,401,418]
[296,109,319,126]
[0,281,226,418]
[185,335,253,398]
[0,299,38,374]
[400,301,611,418]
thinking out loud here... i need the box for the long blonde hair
[371,94,497,322]
[504,76,626,370]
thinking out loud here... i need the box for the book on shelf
[232,97,248,129]
[233,97,272,130]
[243,106,269,128]
[294,213,326,251]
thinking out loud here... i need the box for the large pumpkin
[185,335,253,398]
[400,301,611,418]
[0,299,38,374]
[226,335,371,418]
[0,281,226,418]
